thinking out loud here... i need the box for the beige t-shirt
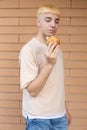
[19,37,66,118]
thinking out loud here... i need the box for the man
[19,4,71,130]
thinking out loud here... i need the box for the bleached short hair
[37,5,60,19]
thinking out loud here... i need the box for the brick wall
[0,0,87,130]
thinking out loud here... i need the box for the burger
[47,36,60,45]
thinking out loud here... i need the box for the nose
[50,20,56,28]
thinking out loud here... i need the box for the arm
[26,43,59,97]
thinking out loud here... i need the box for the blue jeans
[25,115,68,130]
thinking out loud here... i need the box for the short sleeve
[19,48,38,89]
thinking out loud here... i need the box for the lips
[48,30,56,35]
[49,30,55,32]
[49,30,55,33]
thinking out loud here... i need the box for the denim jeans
[25,115,68,130]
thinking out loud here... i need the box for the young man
[19,5,71,130]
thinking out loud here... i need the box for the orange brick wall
[0,0,87,130]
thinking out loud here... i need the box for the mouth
[49,30,55,32]
[48,30,56,35]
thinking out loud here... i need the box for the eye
[45,17,51,22]
[45,19,51,22]
[55,19,60,24]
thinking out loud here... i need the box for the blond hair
[37,5,60,18]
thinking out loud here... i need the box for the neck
[35,32,47,44]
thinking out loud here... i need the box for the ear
[37,19,40,27]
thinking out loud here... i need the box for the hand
[45,42,59,66]
[66,110,72,126]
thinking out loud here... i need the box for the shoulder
[19,38,36,56]
[19,39,34,62]
[21,38,33,51]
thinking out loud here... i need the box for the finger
[52,45,60,57]
[47,42,58,53]
[47,42,54,51]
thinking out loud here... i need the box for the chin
[47,33,54,36]
[47,34,54,37]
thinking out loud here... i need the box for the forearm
[26,63,53,97]
[65,101,69,109]
[65,100,69,113]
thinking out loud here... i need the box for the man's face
[37,13,60,37]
